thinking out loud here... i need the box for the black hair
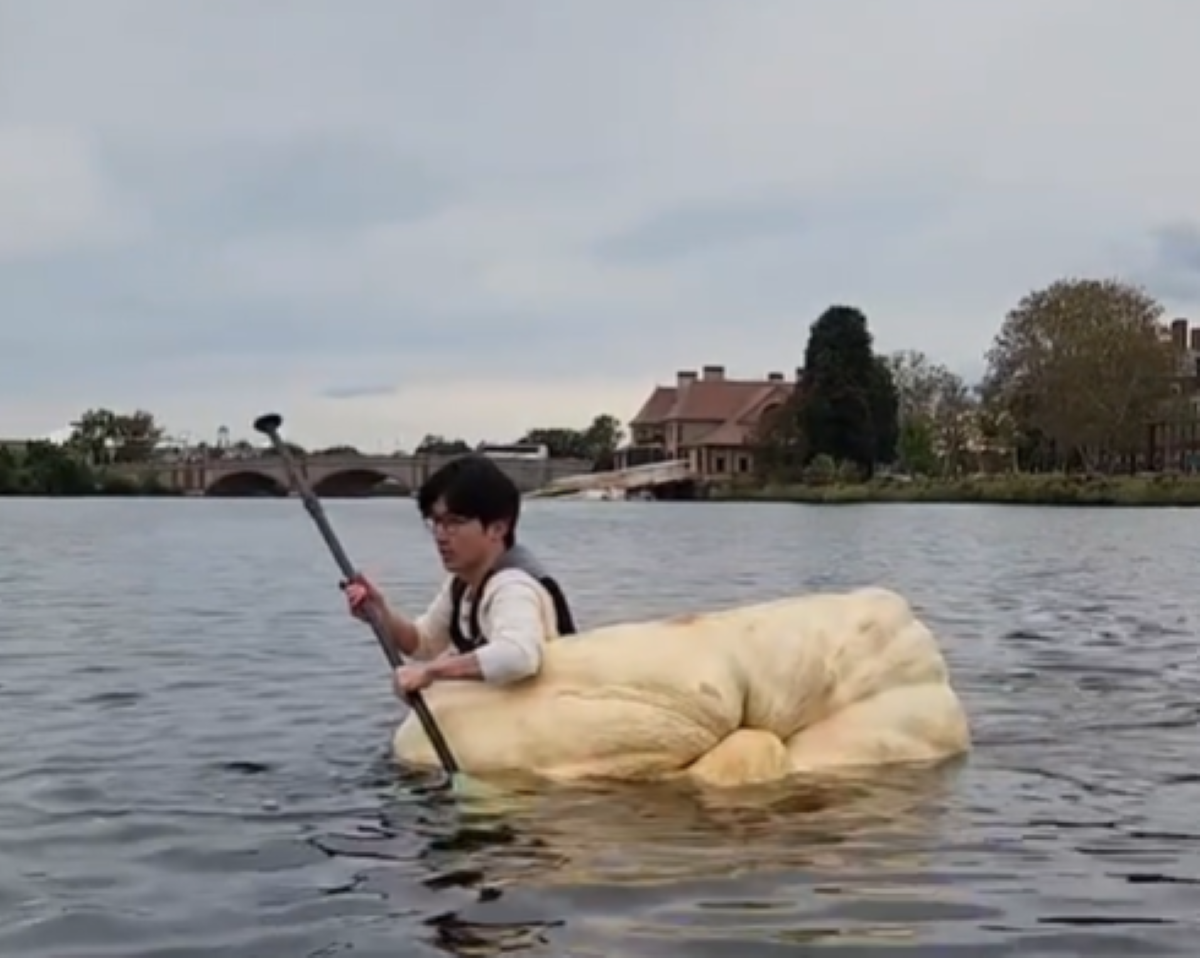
[416,454,521,548]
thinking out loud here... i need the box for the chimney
[767,371,784,382]
[701,364,725,381]
[1172,318,1188,351]
[676,369,697,388]
[1190,328,1200,352]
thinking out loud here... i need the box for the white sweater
[411,568,557,684]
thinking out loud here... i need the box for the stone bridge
[121,453,594,497]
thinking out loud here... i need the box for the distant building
[477,442,550,461]
[616,365,797,479]
[1150,317,1200,470]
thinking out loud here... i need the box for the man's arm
[425,574,547,685]
[379,578,453,660]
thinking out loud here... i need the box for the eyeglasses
[424,513,474,535]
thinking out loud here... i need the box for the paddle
[252,412,461,777]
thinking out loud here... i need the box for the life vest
[447,543,578,654]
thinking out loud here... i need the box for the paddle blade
[253,412,283,435]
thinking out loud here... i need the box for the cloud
[3,0,1200,446]
[0,127,147,261]
[595,197,812,263]
[1131,224,1200,301]
[320,383,398,401]
[103,133,455,240]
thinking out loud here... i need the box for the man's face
[425,499,506,573]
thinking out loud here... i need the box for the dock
[528,458,698,500]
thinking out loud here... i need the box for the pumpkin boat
[392,586,971,788]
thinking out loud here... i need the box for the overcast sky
[2,1,1199,450]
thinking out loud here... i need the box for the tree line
[753,276,1189,482]
[0,410,318,495]
[2,406,629,495]
[0,409,171,495]
[416,413,625,469]
[0,441,176,496]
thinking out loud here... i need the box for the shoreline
[0,476,183,498]
[8,471,1200,507]
[709,473,1200,507]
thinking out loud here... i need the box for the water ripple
[1,498,1198,955]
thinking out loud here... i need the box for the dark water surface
[2,498,1199,956]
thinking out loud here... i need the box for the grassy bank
[712,472,1200,506]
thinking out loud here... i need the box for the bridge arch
[312,468,411,498]
[205,470,289,497]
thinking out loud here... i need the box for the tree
[975,393,1021,473]
[416,434,471,456]
[931,381,979,475]
[519,428,590,459]
[18,440,96,494]
[0,445,19,494]
[67,408,118,464]
[896,416,938,475]
[800,305,886,475]
[67,408,165,464]
[0,439,179,497]
[518,413,625,466]
[886,350,951,424]
[110,410,164,463]
[748,393,808,480]
[883,350,977,474]
[867,356,900,466]
[982,277,1176,471]
[582,414,624,466]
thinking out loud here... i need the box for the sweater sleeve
[411,576,454,660]
[471,570,551,684]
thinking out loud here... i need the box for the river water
[2,497,1198,956]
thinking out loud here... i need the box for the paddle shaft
[252,414,460,775]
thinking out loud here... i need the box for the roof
[688,382,791,447]
[693,418,752,446]
[629,372,794,447]
[629,386,679,426]
[664,380,770,422]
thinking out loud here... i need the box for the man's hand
[393,664,433,698]
[343,573,386,622]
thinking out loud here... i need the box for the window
[715,455,726,472]
[738,456,749,472]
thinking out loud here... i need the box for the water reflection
[306,760,965,955]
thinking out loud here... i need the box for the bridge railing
[108,452,597,496]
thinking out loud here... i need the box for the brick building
[1149,317,1200,470]
[617,365,797,479]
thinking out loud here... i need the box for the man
[343,453,577,700]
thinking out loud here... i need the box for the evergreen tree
[868,355,900,466]
[800,305,891,475]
